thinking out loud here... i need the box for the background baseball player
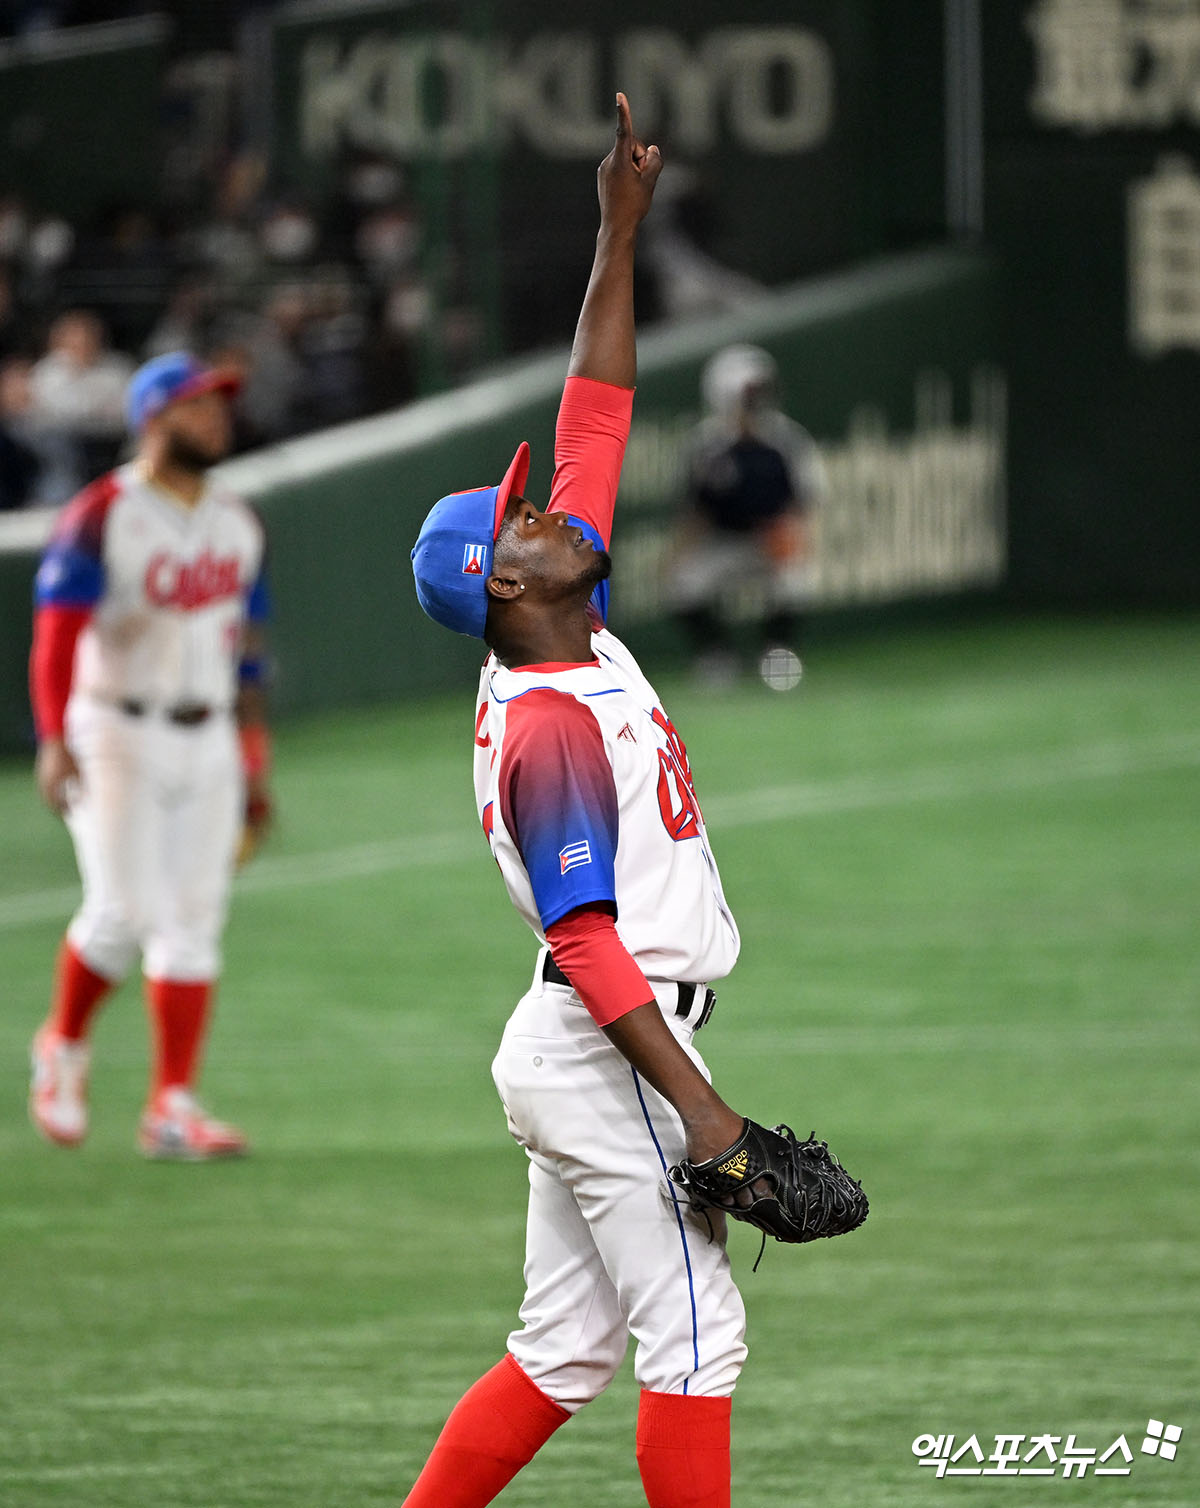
[28,350,273,1159]
[670,343,826,687]
[407,95,754,1508]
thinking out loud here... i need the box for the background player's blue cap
[126,350,242,433]
[410,442,531,638]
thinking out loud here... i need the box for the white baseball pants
[670,533,810,615]
[63,697,242,982]
[491,959,748,1411]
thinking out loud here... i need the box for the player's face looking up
[151,390,233,474]
[492,494,611,602]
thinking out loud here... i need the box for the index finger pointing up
[615,92,631,142]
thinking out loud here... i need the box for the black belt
[542,953,717,1031]
[118,699,213,727]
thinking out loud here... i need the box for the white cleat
[30,1027,90,1147]
[138,1087,248,1161]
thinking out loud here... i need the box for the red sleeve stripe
[544,905,655,1028]
[29,604,90,741]
[547,375,634,550]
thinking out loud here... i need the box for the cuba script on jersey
[473,627,740,985]
[35,465,267,709]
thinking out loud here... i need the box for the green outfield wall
[0,246,1001,753]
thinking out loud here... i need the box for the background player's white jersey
[474,625,740,985]
[36,464,265,710]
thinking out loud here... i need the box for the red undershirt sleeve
[546,375,634,550]
[29,604,90,742]
[544,904,655,1029]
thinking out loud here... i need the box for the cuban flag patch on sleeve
[559,839,592,875]
[462,543,488,575]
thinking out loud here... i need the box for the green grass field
[1,612,1197,1507]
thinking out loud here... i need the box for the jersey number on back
[653,707,702,842]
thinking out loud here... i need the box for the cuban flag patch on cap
[559,839,592,875]
[462,543,488,575]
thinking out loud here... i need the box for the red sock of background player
[401,1354,569,1507]
[145,978,211,1096]
[47,938,115,1042]
[636,1390,732,1508]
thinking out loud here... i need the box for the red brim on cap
[170,368,244,408]
[492,442,531,538]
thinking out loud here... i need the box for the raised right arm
[546,96,661,559]
[567,93,661,390]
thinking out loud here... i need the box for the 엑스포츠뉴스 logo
[910,1418,1183,1480]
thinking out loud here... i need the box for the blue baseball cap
[126,350,242,433]
[411,442,531,637]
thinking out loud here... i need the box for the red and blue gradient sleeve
[33,476,117,609]
[498,687,619,930]
[29,478,117,740]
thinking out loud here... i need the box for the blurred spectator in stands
[30,309,134,477]
[143,274,218,359]
[364,275,428,412]
[328,149,407,253]
[643,164,763,321]
[351,180,427,411]
[0,197,69,324]
[355,199,421,287]
[0,356,39,508]
[178,152,266,296]
[232,285,311,444]
[20,212,76,314]
[63,203,174,351]
[0,354,85,508]
[668,344,826,689]
[258,198,321,268]
[0,197,28,262]
[304,270,367,427]
[0,264,30,360]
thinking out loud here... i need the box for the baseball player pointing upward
[28,351,272,1158]
[407,96,754,1508]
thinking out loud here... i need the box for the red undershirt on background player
[28,350,273,1159]
[406,96,758,1508]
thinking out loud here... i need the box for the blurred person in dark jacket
[669,345,825,689]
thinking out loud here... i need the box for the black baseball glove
[669,1120,868,1260]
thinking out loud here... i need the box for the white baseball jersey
[34,463,266,709]
[453,378,748,1414]
[473,625,740,984]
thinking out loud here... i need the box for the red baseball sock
[636,1390,732,1508]
[48,939,115,1042]
[402,1354,570,1507]
[145,978,211,1094]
